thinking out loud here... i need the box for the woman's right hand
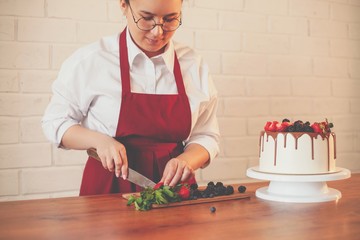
[94,135,128,179]
[60,125,128,179]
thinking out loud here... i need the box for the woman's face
[121,0,182,58]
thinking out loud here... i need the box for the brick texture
[18,18,76,43]
[0,0,44,17]
[0,16,15,40]
[0,70,19,92]
[0,117,19,144]
[47,0,107,21]
[0,0,359,201]
[0,43,49,69]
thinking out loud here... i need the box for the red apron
[79,28,191,195]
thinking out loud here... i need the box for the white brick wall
[0,0,359,201]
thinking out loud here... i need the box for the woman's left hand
[160,158,194,187]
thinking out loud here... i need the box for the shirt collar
[125,27,175,73]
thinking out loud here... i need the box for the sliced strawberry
[277,121,290,132]
[321,122,328,132]
[311,123,322,133]
[264,121,272,131]
[268,121,278,132]
[183,176,196,186]
[153,182,164,190]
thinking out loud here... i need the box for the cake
[258,119,336,174]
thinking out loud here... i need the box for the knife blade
[86,148,156,188]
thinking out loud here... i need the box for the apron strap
[119,28,186,95]
[173,52,186,95]
[119,29,131,94]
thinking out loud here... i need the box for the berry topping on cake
[264,118,334,134]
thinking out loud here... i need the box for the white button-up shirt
[42,29,220,161]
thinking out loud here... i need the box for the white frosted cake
[258,119,336,174]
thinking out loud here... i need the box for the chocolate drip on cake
[260,131,335,169]
[311,136,314,160]
[327,133,336,171]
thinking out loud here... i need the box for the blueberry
[225,185,234,195]
[206,185,215,192]
[287,125,295,132]
[295,124,304,132]
[215,182,223,187]
[210,206,216,213]
[217,186,226,196]
[304,126,314,132]
[282,118,290,123]
[190,183,198,190]
[207,181,215,187]
[192,189,201,197]
[294,120,303,125]
[238,185,247,193]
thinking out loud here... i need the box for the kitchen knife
[86,148,156,188]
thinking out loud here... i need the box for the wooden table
[0,174,359,240]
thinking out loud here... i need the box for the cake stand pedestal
[246,167,351,203]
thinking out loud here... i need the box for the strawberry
[311,123,322,133]
[153,182,164,190]
[319,122,327,133]
[277,121,290,132]
[177,185,190,200]
[264,121,272,131]
[181,176,196,186]
[268,121,278,132]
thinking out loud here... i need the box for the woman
[42,0,220,195]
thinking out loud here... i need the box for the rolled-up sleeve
[41,59,87,146]
[184,66,220,167]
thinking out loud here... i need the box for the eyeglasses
[128,3,182,32]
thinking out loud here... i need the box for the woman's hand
[60,125,129,179]
[95,135,128,180]
[159,144,210,186]
[160,158,194,187]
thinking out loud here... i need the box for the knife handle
[87,148,101,162]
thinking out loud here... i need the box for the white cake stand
[246,167,351,203]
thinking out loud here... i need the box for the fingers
[169,166,182,187]
[99,155,115,172]
[113,153,121,178]
[162,159,193,187]
[98,144,128,179]
[161,160,178,186]
[180,167,194,182]
[119,145,128,180]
